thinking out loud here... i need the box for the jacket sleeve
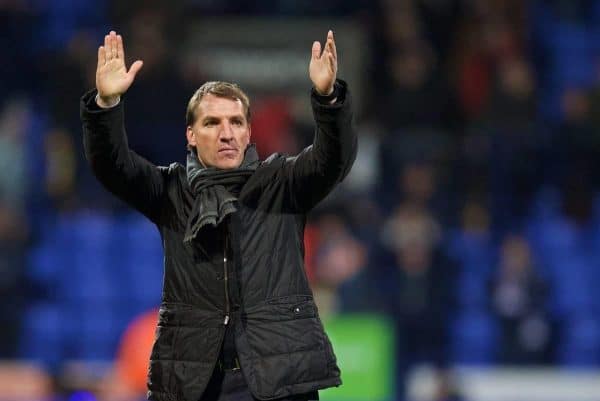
[282,79,357,212]
[80,89,168,223]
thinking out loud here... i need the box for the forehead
[196,94,245,120]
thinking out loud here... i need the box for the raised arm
[283,30,357,212]
[81,31,167,222]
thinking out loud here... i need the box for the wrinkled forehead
[196,94,246,121]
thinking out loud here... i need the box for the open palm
[309,30,338,96]
[96,31,143,103]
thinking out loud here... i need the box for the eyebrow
[201,115,246,123]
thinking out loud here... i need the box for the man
[80,30,356,401]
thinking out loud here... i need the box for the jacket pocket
[243,296,325,357]
[264,295,317,321]
[289,299,317,319]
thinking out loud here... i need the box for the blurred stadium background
[3,0,600,400]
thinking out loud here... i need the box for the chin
[217,159,243,170]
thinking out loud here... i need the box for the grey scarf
[184,144,259,244]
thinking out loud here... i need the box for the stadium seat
[20,303,73,368]
[558,316,600,367]
[450,310,498,365]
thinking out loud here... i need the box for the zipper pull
[224,315,230,325]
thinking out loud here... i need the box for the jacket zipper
[223,233,230,325]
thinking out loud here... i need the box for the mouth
[218,148,238,157]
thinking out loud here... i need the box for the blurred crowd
[4,0,600,400]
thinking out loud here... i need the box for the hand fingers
[328,30,337,61]
[117,34,125,60]
[327,52,336,72]
[128,60,144,80]
[97,46,106,68]
[324,40,332,59]
[311,41,321,60]
[110,31,118,60]
[104,34,111,61]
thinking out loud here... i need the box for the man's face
[186,94,251,169]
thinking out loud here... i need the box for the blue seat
[558,316,600,367]
[20,303,74,368]
[60,213,118,302]
[446,230,494,278]
[526,217,580,279]
[546,256,594,319]
[550,23,596,88]
[73,303,122,360]
[23,211,164,364]
[27,244,63,287]
[118,214,163,308]
[26,214,77,290]
[528,187,561,221]
[450,310,497,365]
[456,272,488,310]
[532,4,597,119]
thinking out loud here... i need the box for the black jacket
[80,80,357,401]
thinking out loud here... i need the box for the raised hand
[96,31,143,107]
[309,30,338,96]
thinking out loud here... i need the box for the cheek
[195,130,215,146]
[239,129,251,145]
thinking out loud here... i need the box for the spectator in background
[382,40,454,131]
[0,1,37,96]
[380,160,454,230]
[120,8,191,166]
[585,83,600,167]
[483,58,540,231]
[43,31,97,130]
[377,34,458,213]
[398,161,452,222]
[454,12,522,119]
[43,127,78,209]
[312,212,371,315]
[249,95,297,159]
[559,170,594,226]
[380,203,457,398]
[399,161,436,208]
[378,0,462,132]
[41,31,96,209]
[0,97,30,357]
[0,99,29,209]
[557,88,599,187]
[490,235,554,364]
[374,4,459,196]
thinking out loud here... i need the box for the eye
[204,120,217,127]
[232,118,244,126]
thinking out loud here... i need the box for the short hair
[186,81,251,126]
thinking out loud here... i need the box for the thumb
[311,41,321,60]
[128,60,144,80]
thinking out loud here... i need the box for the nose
[219,122,234,141]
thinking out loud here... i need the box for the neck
[197,153,208,168]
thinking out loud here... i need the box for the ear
[186,126,196,147]
[247,125,251,140]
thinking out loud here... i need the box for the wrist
[96,94,120,108]
[313,81,339,104]
[315,85,334,96]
